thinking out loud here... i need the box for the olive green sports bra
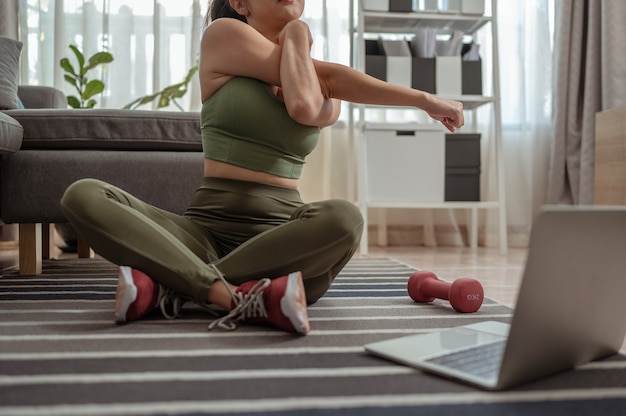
[200,76,320,179]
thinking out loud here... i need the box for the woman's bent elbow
[287,100,339,127]
[286,98,324,126]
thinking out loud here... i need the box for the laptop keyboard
[425,340,507,380]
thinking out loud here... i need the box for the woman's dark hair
[205,0,247,26]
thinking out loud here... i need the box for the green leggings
[60,177,363,304]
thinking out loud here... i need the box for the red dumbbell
[407,271,484,313]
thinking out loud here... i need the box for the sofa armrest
[0,112,23,155]
[17,86,67,109]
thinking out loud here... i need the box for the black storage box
[365,39,386,82]
[366,39,437,93]
[445,133,481,201]
[412,58,436,93]
[389,0,414,12]
[462,59,483,95]
[362,0,414,12]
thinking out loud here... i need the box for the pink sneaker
[208,272,310,334]
[115,266,189,323]
[115,267,160,323]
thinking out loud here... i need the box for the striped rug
[1,257,625,416]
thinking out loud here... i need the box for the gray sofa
[1,86,204,275]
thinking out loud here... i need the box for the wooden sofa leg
[42,223,55,260]
[18,223,42,276]
[77,236,94,259]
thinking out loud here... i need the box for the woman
[60,0,463,335]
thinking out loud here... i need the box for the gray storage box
[445,167,481,201]
[365,39,386,82]
[390,0,415,12]
[462,59,483,95]
[364,40,438,94]
[445,133,481,201]
[445,133,481,166]
[412,58,436,93]
[362,0,414,12]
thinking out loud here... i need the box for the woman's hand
[422,95,465,132]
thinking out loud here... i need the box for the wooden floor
[366,245,626,351]
[365,245,528,308]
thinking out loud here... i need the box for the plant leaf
[82,80,105,100]
[63,74,78,87]
[60,58,77,77]
[67,96,81,108]
[158,96,170,108]
[86,99,97,108]
[85,52,114,71]
[123,64,198,111]
[122,91,160,109]
[166,86,187,99]
[69,45,85,71]
[184,65,199,82]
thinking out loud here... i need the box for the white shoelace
[157,286,220,320]
[207,277,271,331]
[155,263,270,330]
[156,286,185,320]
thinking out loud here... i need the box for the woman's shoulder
[199,18,282,99]
[202,18,259,46]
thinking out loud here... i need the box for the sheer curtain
[493,0,554,246]
[18,0,205,111]
[12,0,554,248]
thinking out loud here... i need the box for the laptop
[365,206,626,390]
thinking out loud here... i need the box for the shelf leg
[470,208,478,249]
[359,205,369,256]
[499,206,508,255]
[423,210,436,246]
[376,208,388,247]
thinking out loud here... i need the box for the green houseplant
[60,45,114,108]
[123,65,198,111]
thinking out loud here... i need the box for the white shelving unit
[349,0,507,255]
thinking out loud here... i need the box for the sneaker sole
[280,272,310,334]
[115,266,137,324]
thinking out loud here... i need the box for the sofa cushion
[0,36,22,110]
[0,112,23,154]
[3,109,202,151]
[1,150,204,223]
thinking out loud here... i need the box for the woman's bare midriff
[204,159,299,189]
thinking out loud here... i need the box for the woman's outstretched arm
[314,60,464,132]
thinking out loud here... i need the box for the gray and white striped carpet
[1,257,625,416]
